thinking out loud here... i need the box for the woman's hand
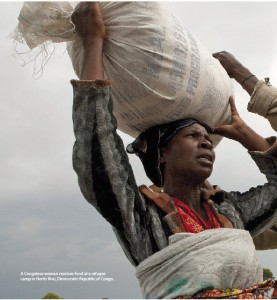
[213,51,258,95]
[213,51,245,79]
[214,97,271,152]
[71,2,106,46]
[213,96,246,141]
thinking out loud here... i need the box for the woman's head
[160,122,215,187]
[127,118,215,187]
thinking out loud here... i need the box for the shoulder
[215,191,244,229]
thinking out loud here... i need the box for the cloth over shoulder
[136,229,262,299]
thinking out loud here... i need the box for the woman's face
[160,123,215,183]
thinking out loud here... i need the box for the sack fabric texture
[14,1,233,144]
[136,229,263,299]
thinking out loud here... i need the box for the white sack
[13,2,75,49]
[136,229,263,299]
[14,2,233,144]
[68,2,233,144]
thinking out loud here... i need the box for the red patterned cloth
[272,288,277,298]
[189,279,276,299]
[173,198,221,233]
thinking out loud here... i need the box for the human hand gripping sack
[213,51,246,79]
[71,2,106,44]
[213,51,258,95]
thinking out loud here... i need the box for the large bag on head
[14,1,233,145]
[68,2,233,145]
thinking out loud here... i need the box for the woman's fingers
[71,2,106,40]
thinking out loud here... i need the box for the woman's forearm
[71,2,105,81]
[232,67,259,96]
[80,38,104,80]
[233,124,272,152]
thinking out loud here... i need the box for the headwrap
[126,118,213,187]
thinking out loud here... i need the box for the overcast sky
[1,1,277,299]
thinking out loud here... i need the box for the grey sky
[1,1,277,299]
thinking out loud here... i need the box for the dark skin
[72,2,272,220]
[161,124,215,219]
[71,2,105,80]
[161,97,271,219]
[213,51,258,96]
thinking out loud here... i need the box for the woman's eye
[185,133,213,144]
[186,133,196,138]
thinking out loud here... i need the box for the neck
[163,176,203,213]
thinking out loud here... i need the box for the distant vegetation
[263,268,274,280]
[42,292,63,299]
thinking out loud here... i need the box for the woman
[71,2,277,298]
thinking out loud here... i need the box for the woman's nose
[199,137,213,149]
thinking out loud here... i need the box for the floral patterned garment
[188,279,276,299]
